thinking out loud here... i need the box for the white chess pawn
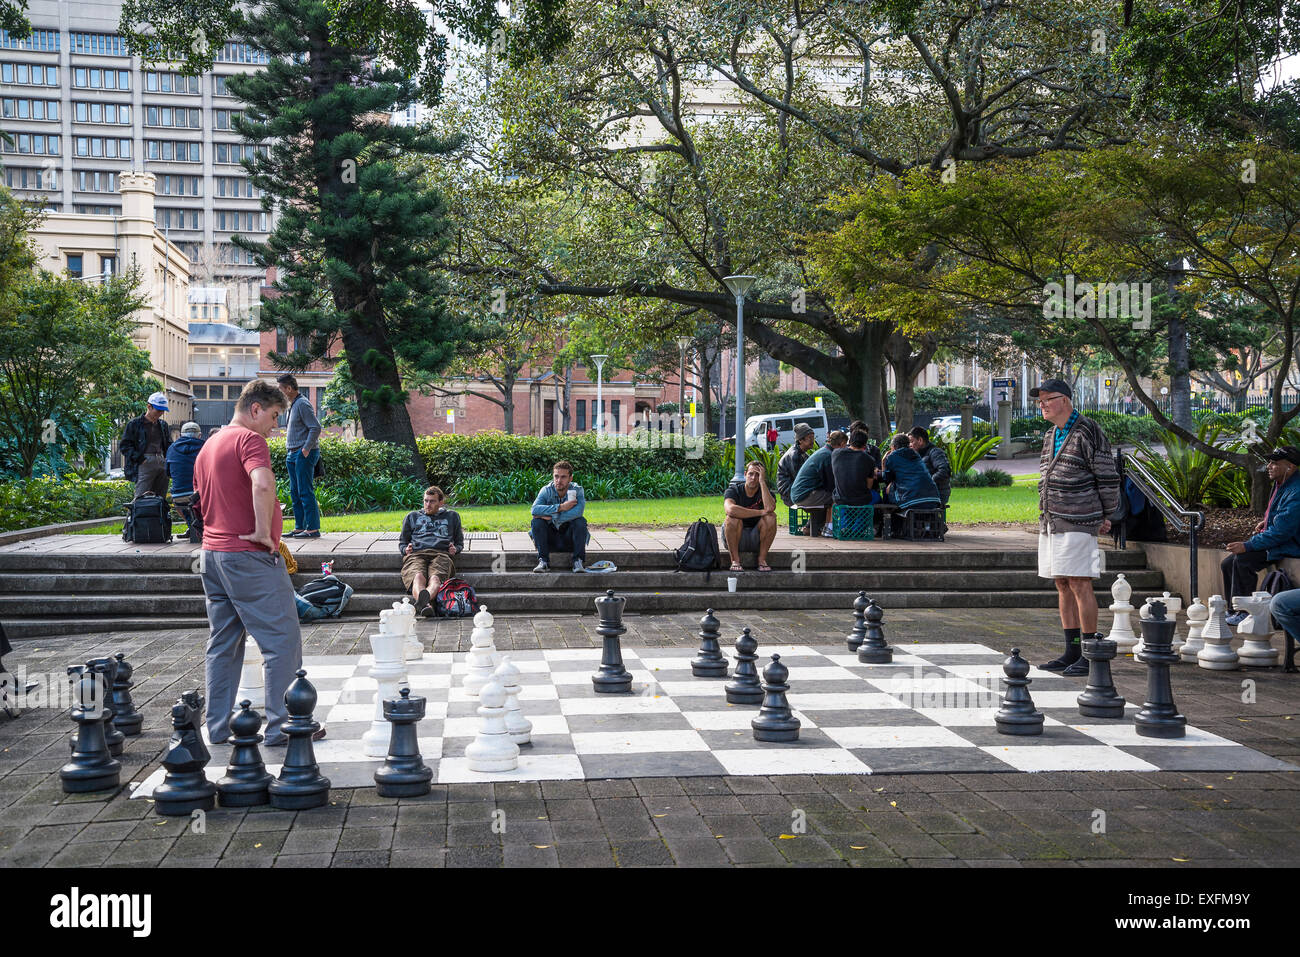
[1181,597,1209,662]
[1108,574,1137,651]
[474,604,499,668]
[1234,590,1280,668]
[463,606,499,694]
[234,636,265,713]
[465,678,519,772]
[493,656,532,745]
[394,597,422,661]
[1198,595,1240,671]
[363,622,409,756]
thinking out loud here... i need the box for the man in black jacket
[776,423,816,509]
[120,392,173,499]
[908,426,952,505]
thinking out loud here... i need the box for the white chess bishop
[465,678,519,772]
[463,605,499,693]
[1234,591,1280,668]
[363,609,410,756]
[1181,597,1209,662]
[1108,574,1138,650]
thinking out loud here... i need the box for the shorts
[1038,531,1100,579]
[401,550,454,591]
[793,489,833,509]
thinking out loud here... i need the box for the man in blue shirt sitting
[166,421,205,541]
[1225,446,1300,624]
[530,460,588,573]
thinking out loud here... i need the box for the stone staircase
[0,544,1164,639]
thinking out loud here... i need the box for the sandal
[729,562,743,572]
[757,562,772,572]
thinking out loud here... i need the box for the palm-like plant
[930,434,1001,474]
[1133,422,1242,508]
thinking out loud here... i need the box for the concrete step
[0,568,1170,594]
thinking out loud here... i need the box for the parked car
[931,414,988,440]
[743,407,829,449]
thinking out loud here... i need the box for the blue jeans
[1269,589,1300,643]
[286,447,320,531]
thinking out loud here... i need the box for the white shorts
[1038,531,1100,579]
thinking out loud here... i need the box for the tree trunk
[698,347,715,437]
[1251,468,1272,515]
[841,322,889,440]
[501,372,516,433]
[560,363,572,432]
[339,322,425,482]
[884,331,938,434]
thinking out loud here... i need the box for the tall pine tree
[230,0,466,477]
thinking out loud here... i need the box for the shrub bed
[0,477,133,532]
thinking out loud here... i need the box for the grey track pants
[200,548,302,743]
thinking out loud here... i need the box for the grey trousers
[200,549,302,744]
[134,454,168,499]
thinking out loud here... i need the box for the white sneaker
[533,560,550,573]
[821,523,835,538]
[572,559,584,573]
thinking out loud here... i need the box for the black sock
[1055,628,1082,664]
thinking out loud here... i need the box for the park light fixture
[592,354,609,437]
[723,275,756,483]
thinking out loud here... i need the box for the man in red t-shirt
[194,379,317,747]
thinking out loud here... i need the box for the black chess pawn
[752,654,801,742]
[995,648,1044,735]
[1135,601,1187,738]
[269,670,331,810]
[1077,633,1126,719]
[725,628,764,705]
[153,690,216,815]
[59,668,121,794]
[592,590,632,693]
[691,608,728,678]
[847,591,869,652]
[375,688,433,798]
[857,599,894,664]
[216,701,272,808]
[110,653,143,736]
[87,657,124,757]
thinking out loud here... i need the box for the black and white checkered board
[131,642,1295,794]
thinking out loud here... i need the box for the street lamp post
[723,275,756,483]
[675,336,691,434]
[592,354,609,437]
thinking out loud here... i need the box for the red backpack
[434,577,477,618]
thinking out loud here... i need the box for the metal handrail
[1116,449,1206,598]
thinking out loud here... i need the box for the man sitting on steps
[723,461,777,572]
[530,460,588,573]
[399,486,464,617]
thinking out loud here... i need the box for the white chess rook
[234,636,265,713]
[465,678,519,772]
[493,656,532,745]
[1234,591,1280,668]
[362,614,410,757]
[463,605,499,693]
[1198,595,1240,671]
[1181,597,1209,662]
[1108,574,1138,651]
[1158,592,1184,653]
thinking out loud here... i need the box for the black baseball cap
[1029,379,1072,400]
[1265,446,1300,466]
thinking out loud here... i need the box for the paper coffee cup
[567,488,577,502]
[727,577,738,593]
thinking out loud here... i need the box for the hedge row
[0,477,133,532]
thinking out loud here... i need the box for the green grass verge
[87,484,1038,534]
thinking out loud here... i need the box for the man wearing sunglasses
[1032,379,1121,676]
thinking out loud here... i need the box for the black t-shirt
[724,481,764,528]
[832,447,876,505]
[145,419,164,455]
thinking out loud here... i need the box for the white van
[744,407,829,450]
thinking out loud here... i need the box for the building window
[215,109,243,130]
[69,32,127,56]
[144,70,201,94]
[73,101,129,124]
[145,106,202,128]
[4,132,59,155]
[611,400,620,432]
[217,42,269,64]
[74,136,128,159]
[1,62,58,86]
[159,174,202,196]
[576,400,586,432]
[4,166,56,189]
[72,204,120,216]
[74,170,116,193]
[214,142,267,165]
[71,67,129,90]
[99,256,116,276]
[66,254,83,278]
[145,140,201,162]
[2,97,58,120]
[0,29,60,51]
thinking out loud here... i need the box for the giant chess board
[131,642,1295,795]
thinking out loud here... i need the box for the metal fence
[1006,393,1300,421]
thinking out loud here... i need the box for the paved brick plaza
[3,606,1299,868]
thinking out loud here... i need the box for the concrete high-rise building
[0,0,272,310]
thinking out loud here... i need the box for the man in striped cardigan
[1032,379,1122,677]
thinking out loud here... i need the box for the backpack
[674,518,722,578]
[434,577,477,618]
[297,576,352,619]
[1261,567,1295,631]
[123,494,171,544]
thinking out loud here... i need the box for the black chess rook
[592,590,633,693]
[725,628,764,705]
[216,700,272,808]
[153,690,217,816]
[1134,601,1187,738]
[59,667,121,794]
[691,608,728,678]
[268,670,331,809]
[857,599,894,664]
[752,654,801,742]
[374,688,433,798]
[1077,634,1126,719]
[995,648,1044,735]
